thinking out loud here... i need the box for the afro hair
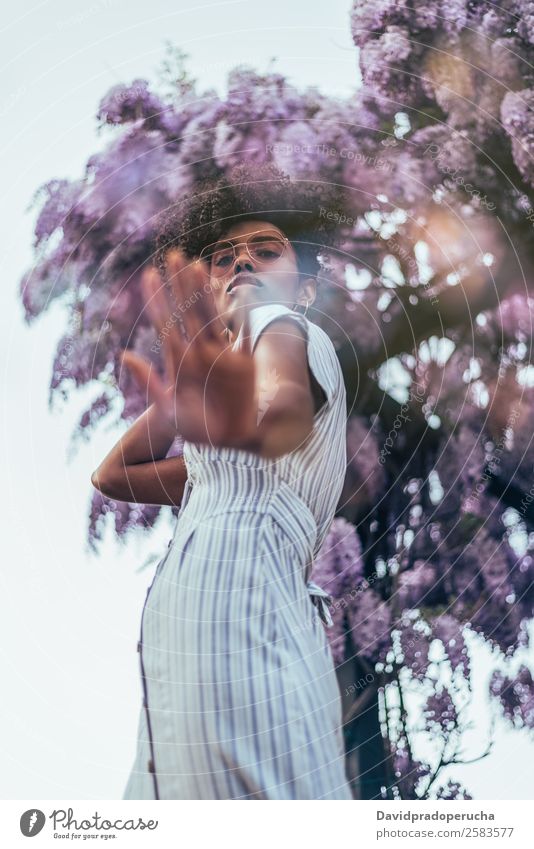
[153,163,350,281]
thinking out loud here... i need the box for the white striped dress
[122,302,352,800]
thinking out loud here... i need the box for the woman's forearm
[91,454,188,506]
[106,385,179,465]
[91,385,182,500]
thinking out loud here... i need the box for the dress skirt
[122,464,352,800]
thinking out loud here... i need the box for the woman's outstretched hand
[120,250,260,450]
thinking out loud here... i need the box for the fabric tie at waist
[306,580,334,628]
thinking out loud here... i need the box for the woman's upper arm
[252,316,311,387]
[253,316,314,420]
[252,315,327,416]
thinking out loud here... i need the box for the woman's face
[198,219,315,340]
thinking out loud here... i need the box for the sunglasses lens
[248,238,286,262]
[199,233,287,275]
[200,241,234,275]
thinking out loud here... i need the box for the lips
[226,273,263,294]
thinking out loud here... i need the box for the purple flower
[397,560,439,610]
[50,327,119,393]
[480,542,514,605]
[77,393,114,436]
[424,687,458,733]
[312,518,364,665]
[517,0,534,44]
[179,99,224,180]
[351,0,534,188]
[510,555,534,614]
[342,415,387,510]
[501,90,534,189]
[348,589,392,662]
[432,614,470,678]
[490,666,534,729]
[80,280,134,334]
[393,746,431,798]
[214,120,274,170]
[81,129,192,240]
[435,779,472,799]
[398,619,431,680]
[472,597,525,655]
[32,178,83,246]
[358,26,420,106]
[96,79,168,130]
[272,121,333,180]
[434,422,488,519]
[412,125,479,198]
[492,294,534,343]
[88,489,162,553]
[350,0,411,46]
[313,516,364,599]
[19,254,74,322]
[445,530,490,612]
[212,67,304,171]
[496,390,534,495]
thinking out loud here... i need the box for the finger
[141,266,181,340]
[141,265,186,372]
[140,266,204,390]
[164,250,200,341]
[120,349,168,410]
[158,258,207,383]
[166,250,221,346]
[140,267,164,328]
[188,259,222,342]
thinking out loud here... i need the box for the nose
[232,244,255,275]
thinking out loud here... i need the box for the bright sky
[1,0,533,801]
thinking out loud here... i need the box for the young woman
[92,168,353,799]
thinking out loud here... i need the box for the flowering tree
[313,0,534,799]
[19,3,534,799]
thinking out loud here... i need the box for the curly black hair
[153,163,350,281]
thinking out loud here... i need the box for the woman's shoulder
[248,303,345,411]
[241,302,335,356]
[232,302,307,351]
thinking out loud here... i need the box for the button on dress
[122,302,353,799]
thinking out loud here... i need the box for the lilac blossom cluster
[351,0,534,227]
[490,666,534,730]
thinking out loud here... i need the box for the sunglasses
[199,230,290,277]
